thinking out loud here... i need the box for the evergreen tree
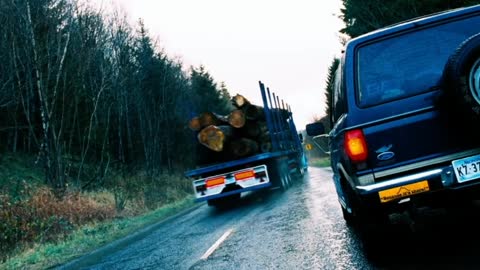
[341,0,480,38]
[189,66,232,115]
[324,58,340,124]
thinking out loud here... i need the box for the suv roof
[347,4,480,47]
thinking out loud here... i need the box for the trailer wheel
[286,172,293,187]
[297,166,304,177]
[295,164,308,179]
[280,174,289,191]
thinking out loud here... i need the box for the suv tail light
[344,129,368,163]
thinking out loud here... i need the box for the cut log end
[228,109,246,128]
[197,125,231,152]
[244,105,265,121]
[260,142,272,153]
[232,94,251,108]
[199,112,219,128]
[188,116,201,131]
[230,138,259,157]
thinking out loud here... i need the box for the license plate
[452,154,480,183]
[378,181,430,203]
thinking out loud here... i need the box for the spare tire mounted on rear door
[443,33,480,119]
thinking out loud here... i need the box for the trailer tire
[287,172,293,186]
[280,174,289,191]
[283,173,291,189]
[341,207,356,226]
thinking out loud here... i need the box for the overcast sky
[98,0,344,128]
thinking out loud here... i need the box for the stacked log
[189,94,285,165]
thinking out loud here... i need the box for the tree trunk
[243,104,265,121]
[228,109,246,128]
[231,94,251,108]
[230,138,259,157]
[260,141,272,153]
[188,116,201,131]
[197,125,233,152]
[198,112,227,128]
[242,120,267,138]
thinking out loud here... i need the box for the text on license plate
[378,181,430,203]
[452,154,480,183]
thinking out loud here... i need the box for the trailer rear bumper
[194,182,272,202]
[192,165,270,202]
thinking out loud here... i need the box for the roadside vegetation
[0,153,194,268]
[308,157,331,168]
[1,192,193,269]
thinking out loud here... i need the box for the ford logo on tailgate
[377,151,395,161]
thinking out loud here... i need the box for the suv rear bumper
[354,160,480,208]
[357,167,445,194]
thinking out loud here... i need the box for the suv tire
[443,33,480,119]
[339,177,365,226]
[341,206,356,226]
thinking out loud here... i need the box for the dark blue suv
[307,5,480,226]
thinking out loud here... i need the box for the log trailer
[185,81,307,206]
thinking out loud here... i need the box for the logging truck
[185,81,308,207]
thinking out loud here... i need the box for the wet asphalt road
[61,167,480,270]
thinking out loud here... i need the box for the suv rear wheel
[339,177,359,225]
[340,176,389,226]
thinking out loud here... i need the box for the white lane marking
[200,228,234,260]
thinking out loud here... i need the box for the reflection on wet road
[61,167,480,269]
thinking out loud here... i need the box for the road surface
[60,167,480,269]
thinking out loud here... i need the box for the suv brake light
[344,129,368,163]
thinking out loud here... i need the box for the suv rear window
[357,15,480,107]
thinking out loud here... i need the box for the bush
[0,187,115,261]
[143,173,192,210]
[106,171,192,211]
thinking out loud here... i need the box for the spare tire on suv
[443,33,480,119]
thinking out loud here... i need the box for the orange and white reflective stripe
[206,177,225,188]
[235,170,255,181]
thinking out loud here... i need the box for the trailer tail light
[206,176,225,188]
[345,129,368,163]
[235,170,255,181]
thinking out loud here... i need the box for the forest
[0,0,232,262]
[0,0,232,191]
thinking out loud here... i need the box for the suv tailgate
[362,107,480,180]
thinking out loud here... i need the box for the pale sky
[97,0,344,128]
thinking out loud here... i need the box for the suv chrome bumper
[356,149,480,196]
[355,164,472,197]
[356,168,444,194]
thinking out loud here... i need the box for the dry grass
[0,154,194,264]
[0,187,115,261]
